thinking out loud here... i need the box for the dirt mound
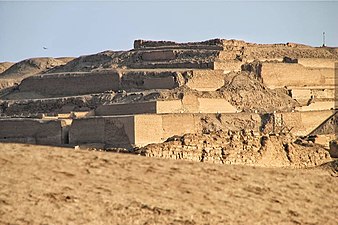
[27,39,338,75]
[218,72,299,112]
[1,143,337,225]
[0,57,70,90]
[48,51,131,73]
[0,57,67,79]
[0,62,14,74]
[138,130,331,168]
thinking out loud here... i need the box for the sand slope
[0,143,337,225]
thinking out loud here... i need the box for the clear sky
[0,1,337,62]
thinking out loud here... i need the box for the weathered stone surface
[0,119,62,145]
[0,38,337,156]
[138,130,331,168]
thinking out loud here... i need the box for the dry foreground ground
[0,143,337,225]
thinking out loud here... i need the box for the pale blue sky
[0,1,337,62]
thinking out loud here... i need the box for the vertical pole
[323,32,326,47]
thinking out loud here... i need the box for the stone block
[0,119,62,145]
[141,50,176,61]
[19,71,120,97]
[185,70,225,91]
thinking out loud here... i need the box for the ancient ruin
[0,39,337,166]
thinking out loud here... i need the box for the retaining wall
[1,111,333,148]
[275,110,334,136]
[296,101,337,111]
[120,71,179,90]
[19,71,120,97]
[260,63,335,88]
[69,116,135,148]
[0,119,62,145]
[185,70,225,91]
[297,58,337,69]
[290,88,335,101]
[95,98,237,116]
[15,68,228,98]
[67,113,262,148]
[95,101,157,116]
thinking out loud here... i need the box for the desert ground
[0,143,337,225]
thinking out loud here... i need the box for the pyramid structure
[0,39,337,148]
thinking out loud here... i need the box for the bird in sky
[43,47,48,50]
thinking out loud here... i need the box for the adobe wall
[19,71,120,97]
[290,88,335,102]
[134,115,163,146]
[121,69,226,91]
[140,50,177,61]
[297,58,337,69]
[310,111,337,136]
[15,68,228,97]
[68,113,261,149]
[161,114,198,139]
[143,76,177,89]
[185,70,225,91]
[197,98,237,113]
[160,113,261,141]
[95,98,237,116]
[128,61,214,70]
[296,101,337,111]
[275,110,334,136]
[289,89,312,101]
[2,111,327,149]
[38,110,333,148]
[120,71,179,90]
[156,100,182,113]
[1,96,93,116]
[95,101,157,116]
[299,110,335,135]
[0,119,62,145]
[181,94,199,112]
[260,63,335,88]
[69,116,135,148]
[69,117,106,144]
[311,88,336,99]
[213,61,243,72]
[104,116,135,148]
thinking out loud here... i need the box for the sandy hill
[0,62,14,74]
[0,143,337,225]
[0,57,74,90]
[0,57,74,79]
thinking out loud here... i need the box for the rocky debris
[137,130,331,168]
[47,51,130,73]
[0,90,162,116]
[218,72,299,112]
[282,56,298,63]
